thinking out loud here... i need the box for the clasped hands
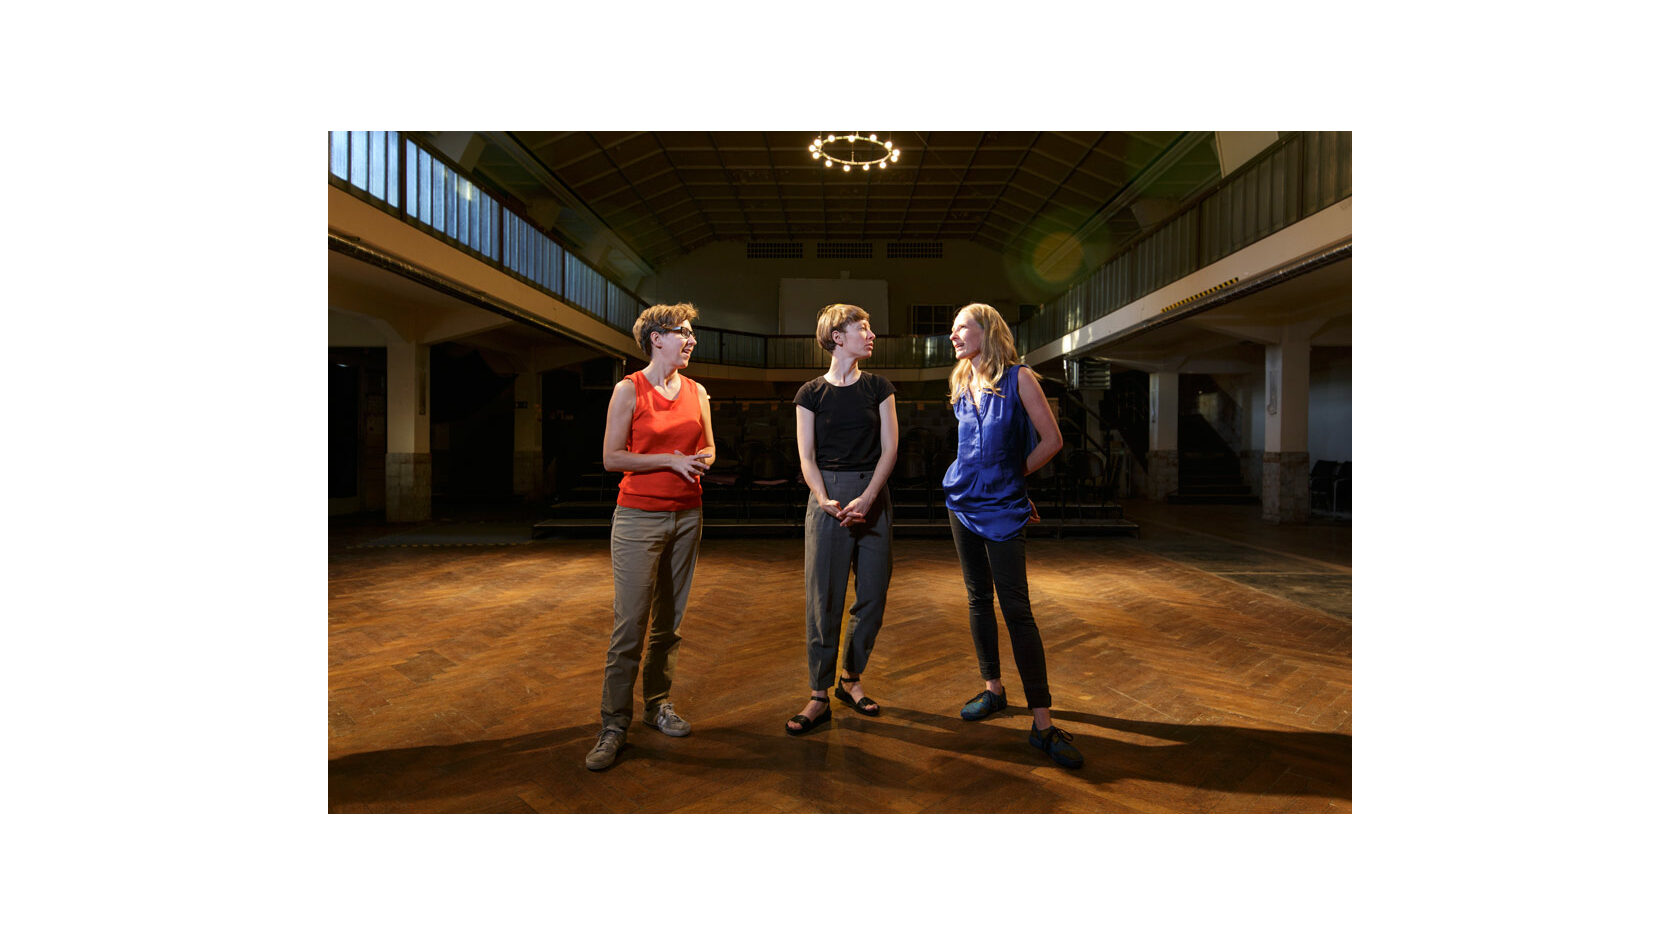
[818,495,872,526]
[667,449,714,482]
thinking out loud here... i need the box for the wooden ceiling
[458,131,1225,273]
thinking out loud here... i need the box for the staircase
[1169,413,1258,505]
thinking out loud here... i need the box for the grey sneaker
[643,702,692,737]
[584,727,626,771]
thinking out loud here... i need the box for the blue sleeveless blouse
[942,364,1039,541]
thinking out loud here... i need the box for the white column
[1262,339,1310,523]
[1147,371,1180,499]
[385,339,431,522]
[512,371,543,499]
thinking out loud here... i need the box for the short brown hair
[815,303,871,353]
[632,302,700,356]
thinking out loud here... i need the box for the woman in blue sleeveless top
[942,302,1083,768]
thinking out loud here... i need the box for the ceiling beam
[1035,131,1212,274]
[480,131,656,281]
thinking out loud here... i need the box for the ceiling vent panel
[746,241,804,259]
[816,241,874,259]
[887,241,944,259]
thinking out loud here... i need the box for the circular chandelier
[809,133,900,172]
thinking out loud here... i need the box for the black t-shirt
[793,372,897,471]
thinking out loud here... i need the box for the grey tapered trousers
[803,469,893,692]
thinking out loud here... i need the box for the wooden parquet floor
[328,523,1352,813]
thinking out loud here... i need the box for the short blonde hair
[815,303,871,353]
[632,302,700,356]
[948,302,1032,404]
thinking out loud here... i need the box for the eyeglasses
[655,327,695,340]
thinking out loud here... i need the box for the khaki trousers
[599,505,702,731]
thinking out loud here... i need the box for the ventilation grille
[887,241,944,259]
[1064,357,1111,391]
[816,241,873,259]
[1161,277,1239,312]
[746,241,804,259]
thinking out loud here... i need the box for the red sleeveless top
[616,371,706,511]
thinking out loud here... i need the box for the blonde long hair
[948,302,1033,404]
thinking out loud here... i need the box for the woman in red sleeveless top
[585,302,716,771]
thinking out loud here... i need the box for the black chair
[1309,460,1340,511]
[703,441,746,521]
[1309,459,1351,514]
[745,443,798,521]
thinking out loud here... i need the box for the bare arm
[695,381,716,467]
[796,405,844,520]
[601,377,711,481]
[1017,369,1063,477]
[840,394,898,523]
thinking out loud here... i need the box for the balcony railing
[331,131,1348,371]
[1015,131,1351,354]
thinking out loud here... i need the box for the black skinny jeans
[948,511,1052,708]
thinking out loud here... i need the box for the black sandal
[835,676,881,716]
[786,694,831,736]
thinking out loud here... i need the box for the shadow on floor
[327,708,1349,812]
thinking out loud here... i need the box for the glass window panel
[386,132,401,208]
[458,178,471,245]
[446,170,459,240]
[330,131,349,180]
[411,147,426,222]
[477,189,488,254]
[368,132,386,201]
[350,131,369,190]
[465,181,477,249]
[434,164,447,237]
[466,185,479,251]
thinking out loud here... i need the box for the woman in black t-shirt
[785,304,899,735]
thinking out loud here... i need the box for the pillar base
[1147,450,1179,500]
[1262,451,1310,524]
[514,450,543,500]
[385,453,432,522]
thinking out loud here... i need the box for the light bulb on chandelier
[811,132,899,172]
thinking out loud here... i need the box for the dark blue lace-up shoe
[960,688,1008,721]
[1028,723,1085,769]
